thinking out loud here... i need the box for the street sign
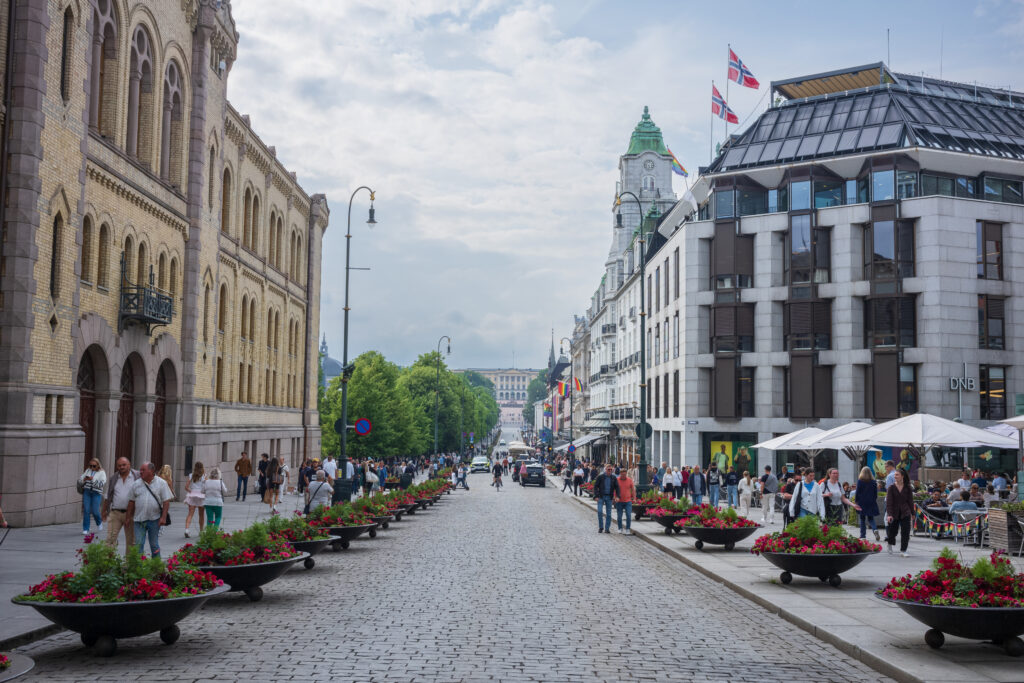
[354,418,372,435]
[334,418,345,435]
[567,444,576,453]
[635,421,653,439]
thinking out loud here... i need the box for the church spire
[548,329,555,371]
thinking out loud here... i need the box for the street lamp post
[434,335,452,455]
[560,336,573,467]
[459,379,466,462]
[616,191,649,490]
[339,187,377,483]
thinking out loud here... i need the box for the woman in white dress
[183,461,206,538]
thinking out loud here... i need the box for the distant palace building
[457,368,540,428]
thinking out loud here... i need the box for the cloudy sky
[227,0,1024,370]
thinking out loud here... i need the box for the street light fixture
[434,335,452,455]
[616,191,650,491]
[339,187,377,481]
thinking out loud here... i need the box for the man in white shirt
[102,457,138,550]
[306,470,333,512]
[572,465,585,496]
[127,462,173,558]
[957,470,973,492]
[323,456,338,483]
[884,460,898,489]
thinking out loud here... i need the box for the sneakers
[97,523,103,531]
[887,544,893,554]
[874,530,881,541]
[901,551,910,557]
[598,527,604,533]
[184,529,191,538]
[82,529,89,536]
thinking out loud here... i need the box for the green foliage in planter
[785,514,848,544]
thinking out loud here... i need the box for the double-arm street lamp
[434,335,452,455]
[339,187,377,472]
[616,191,649,490]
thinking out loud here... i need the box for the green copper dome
[626,106,668,156]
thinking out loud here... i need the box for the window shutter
[988,296,1005,319]
[872,353,899,419]
[713,357,737,418]
[736,235,754,277]
[789,355,814,418]
[812,301,831,334]
[813,365,833,418]
[715,306,736,336]
[737,304,755,336]
[714,222,736,275]
[788,303,812,334]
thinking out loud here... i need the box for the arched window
[81,217,93,283]
[274,311,280,350]
[122,235,134,284]
[89,0,119,136]
[60,7,74,102]
[250,194,260,253]
[268,210,277,266]
[136,241,147,285]
[169,257,177,299]
[220,168,232,235]
[248,299,256,340]
[266,309,273,349]
[642,175,655,192]
[218,284,227,333]
[203,283,210,342]
[97,223,110,288]
[276,216,283,269]
[215,357,223,401]
[50,215,64,299]
[127,25,154,163]
[157,252,166,289]
[160,60,184,185]
[240,294,249,340]
[207,146,215,209]
[242,187,252,247]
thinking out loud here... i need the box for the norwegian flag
[712,85,738,124]
[728,49,760,89]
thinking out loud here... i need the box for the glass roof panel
[778,138,801,160]
[742,143,765,165]
[851,96,871,111]
[866,102,888,124]
[759,140,782,162]
[836,129,860,151]
[789,116,810,137]
[847,108,868,127]
[857,126,880,148]
[797,135,821,157]
[770,118,792,140]
[877,123,903,146]
[722,148,745,168]
[817,131,840,154]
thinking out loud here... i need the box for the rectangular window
[865,220,914,281]
[655,267,661,311]
[664,257,670,306]
[864,296,915,349]
[956,177,976,198]
[899,365,917,417]
[789,214,812,284]
[921,174,954,197]
[844,179,858,204]
[872,169,895,201]
[738,366,754,417]
[768,189,779,213]
[896,170,917,199]
[978,295,1005,350]
[715,189,735,219]
[673,248,680,299]
[790,180,811,211]
[664,372,669,418]
[737,187,767,215]
[654,324,660,366]
[647,329,652,367]
[977,221,1002,280]
[813,179,842,208]
[673,370,679,418]
[647,275,652,312]
[673,313,680,358]
[663,318,669,363]
[980,365,1006,420]
[857,175,870,203]
[654,376,659,419]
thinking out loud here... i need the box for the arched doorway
[115,363,135,463]
[77,354,96,469]
[151,362,168,468]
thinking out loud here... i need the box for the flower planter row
[12,477,459,659]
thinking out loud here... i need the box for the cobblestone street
[16,476,887,682]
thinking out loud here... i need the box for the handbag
[143,481,171,526]
[76,478,86,494]
[366,471,379,485]
[303,482,326,515]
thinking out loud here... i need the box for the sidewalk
[550,474,1024,683]
[0,487,334,648]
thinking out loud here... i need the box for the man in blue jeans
[724,468,740,508]
[707,462,722,508]
[593,464,619,533]
[126,462,173,558]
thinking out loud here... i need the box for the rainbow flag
[543,402,552,417]
[557,381,569,397]
[667,146,688,177]
[574,377,583,392]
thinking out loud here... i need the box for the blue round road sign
[354,418,372,435]
[567,444,576,453]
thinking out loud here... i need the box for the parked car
[520,463,546,487]
[511,459,530,483]
[470,456,491,473]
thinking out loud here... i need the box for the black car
[520,463,546,487]
[511,459,529,482]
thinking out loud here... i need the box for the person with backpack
[724,468,740,508]
[789,468,826,521]
[706,462,722,508]
[760,466,779,525]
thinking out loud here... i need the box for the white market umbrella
[843,413,1018,450]
[998,416,1024,478]
[789,422,881,466]
[753,427,825,470]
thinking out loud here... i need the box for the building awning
[554,432,607,452]
[581,416,611,430]
[772,62,894,101]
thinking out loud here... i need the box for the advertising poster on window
[707,441,756,474]
[868,447,920,481]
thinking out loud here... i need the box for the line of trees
[318,350,500,460]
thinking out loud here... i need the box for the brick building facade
[0,0,329,526]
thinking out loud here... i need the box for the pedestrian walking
[183,462,206,538]
[885,467,914,557]
[203,468,228,529]
[725,468,740,508]
[572,464,585,496]
[855,467,881,541]
[459,464,470,490]
[706,462,722,508]
[593,464,619,533]
[673,467,684,500]
[760,466,778,525]
[157,464,174,493]
[789,468,826,521]
[265,456,281,513]
[126,462,173,559]
[234,451,252,501]
[306,471,333,513]
[738,471,754,518]
[822,468,858,525]
[102,457,138,551]
[78,458,107,535]
[614,468,636,534]
[322,455,338,483]
[562,466,573,493]
[688,465,707,505]
[256,453,270,498]
[275,456,290,506]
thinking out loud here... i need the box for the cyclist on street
[492,461,503,490]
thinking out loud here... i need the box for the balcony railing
[119,255,173,335]
[601,324,616,336]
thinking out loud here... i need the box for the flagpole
[725,44,730,141]
[710,80,714,163]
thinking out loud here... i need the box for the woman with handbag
[364,461,379,494]
[265,457,281,513]
[273,456,289,507]
[78,459,107,535]
[202,467,228,529]
[183,461,206,538]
